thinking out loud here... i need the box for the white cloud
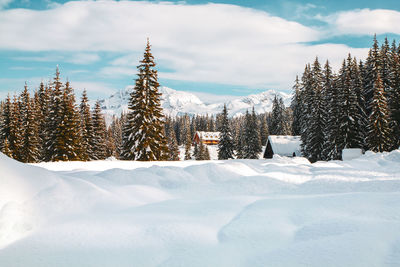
[0,2,393,91]
[13,53,100,65]
[99,66,136,77]
[318,9,400,36]
[69,81,117,97]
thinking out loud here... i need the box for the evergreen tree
[270,96,285,135]
[335,56,365,157]
[9,95,23,160]
[2,138,12,157]
[36,81,48,160]
[44,67,64,161]
[110,115,124,159]
[167,126,180,161]
[105,127,117,158]
[300,64,313,159]
[364,35,381,117]
[259,114,269,146]
[196,141,210,160]
[79,89,93,161]
[52,81,82,161]
[307,58,326,162]
[0,95,12,151]
[19,83,40,163]
[184,130,192,160]
[91,100,107,160]
[367,74,392,152]
[217,104,234,160]
[388,40,400,148]
[121,39,169,161]
[291,75,302,136]
[193,142,199,159]
[243,108,262,159]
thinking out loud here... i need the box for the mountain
[99,86,292,122]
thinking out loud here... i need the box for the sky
[0,0,400,101]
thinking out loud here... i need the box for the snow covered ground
[1,151,400,266]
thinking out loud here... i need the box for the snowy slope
[1,151,400,266]
[99,86,292,121]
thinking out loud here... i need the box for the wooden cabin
[193,131,220,145]
[263,135,302,159]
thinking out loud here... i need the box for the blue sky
[0,0,399,101]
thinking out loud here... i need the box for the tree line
[0,70,289,162]
[291,36,400,162]
[0,67,110,162]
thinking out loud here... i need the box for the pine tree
[335,56,365,157]
[110,115,124,159]
[307,58,326,162]
[167,127,180,161]
[105,127,117,158]
[204,146,211,160]
[44,67,64,161]
[300,64,313,159]
[196,141,210,160]
[367,74,392,152]
[270,96,285,135]
[193,142,199,159]
[321,60,340,160]
[91,100,107,160]
[291,75,302,136]
[9,95,23,160]
[184,130,192,160]
[259,114,269,146]
[243,108,262,159]
[79,89,93,161]
[217,104,234,160]
[0,95,12,151]
[121,39,169,161]
[388,40,400,149]
[19,83,40,163]
[52,81,82,161]
[364,35,381,117]
[2,138,12,157]
[36,81,48,160]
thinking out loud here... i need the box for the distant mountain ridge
[99,86,292,121]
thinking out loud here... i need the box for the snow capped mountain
[99,86,292,121]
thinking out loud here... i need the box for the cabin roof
[195,131,220,141]
[267,135,301,156]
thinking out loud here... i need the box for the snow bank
[1,150,400,266]
[342,148,363,161]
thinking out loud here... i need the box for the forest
[0,36,399,163]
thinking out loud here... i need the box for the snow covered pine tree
[121,39,169,161]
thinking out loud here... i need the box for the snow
[342,148,363,161]
[267,135,302,157]
[1,150,400,266]
[195,131,220,141]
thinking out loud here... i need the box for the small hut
[193,131,220,145]
[263,135,301,159]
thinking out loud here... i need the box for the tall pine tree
[217,104,234,160]
[121,40,169,161]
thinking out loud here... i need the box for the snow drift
[1,151,400,266]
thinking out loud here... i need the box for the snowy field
[1,151,400,266]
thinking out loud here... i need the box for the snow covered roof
[268,135,302,157]
[196,131,220,141]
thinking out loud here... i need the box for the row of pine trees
[0,67,109,162]
[291,36,400,162]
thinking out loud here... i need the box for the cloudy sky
[0,0,399,100]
